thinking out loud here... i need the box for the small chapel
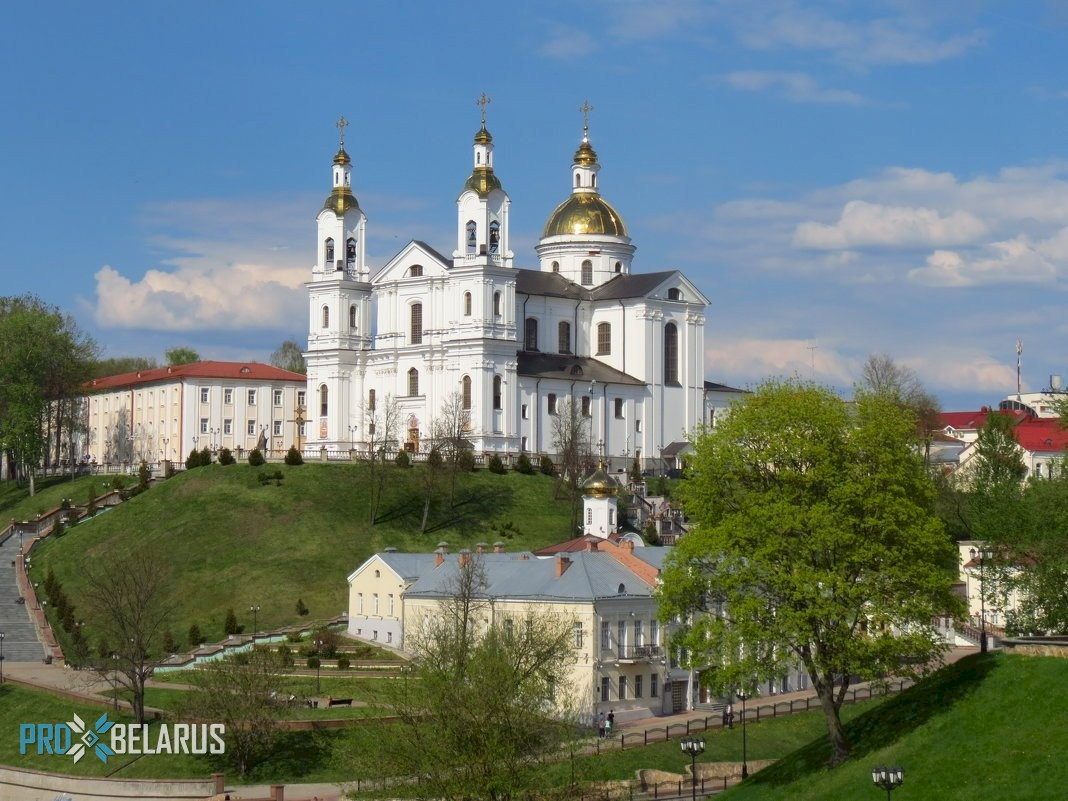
[305,99,717,470]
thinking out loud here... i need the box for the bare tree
[82,551,171,723]
[365,392,401,524]
[859,353,942,465]
[552,397,593,536]
[432,391,474,506]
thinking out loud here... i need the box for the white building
[83,361,306,465]
[306,110,715,470]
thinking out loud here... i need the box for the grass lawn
[0,472,103,528]
[30,462,573,648]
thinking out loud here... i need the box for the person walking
[606,709,615,736]
[597,712,606,739]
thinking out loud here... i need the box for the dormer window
[668,288,682,301]
[409,265,423,277]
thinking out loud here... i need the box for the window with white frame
[274,389,283,406]
[224,388,233,405]
[617,620,626,650]
[297,390,305,408]
[635,675,643,698]
[200,418,208,434]
[247,389,257,406]
[247,420,256,435]
[223,419,232,435]
[388,594,394,616]
[573,621,583,648]
[601,621,611,650]
[651,619,660,646]
[651,674,659,697]
[373,593,379,614]
[634,620,644,646]
[357,593,363,613]
[273,420,281,436]
[200,388,209,404]
[618,676,627,700]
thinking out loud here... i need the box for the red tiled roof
[1013,419,1068,452]
[87,361,306,391]
[939,411,988,430]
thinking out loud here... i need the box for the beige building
[346,539,692,721]
[82,361,307,465]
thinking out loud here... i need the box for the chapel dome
[321,187,361,215]
[582,465,619,498]
[542,194,628,238]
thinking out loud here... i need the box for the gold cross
[476,92,491,125]
[579,100,594,134]
[336,115,349,147]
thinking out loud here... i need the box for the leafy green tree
[188,623,203,648]
[972,411,1027,486]
[659,378,961,765]
[165,346,199,366]
[858,353,942,465]
[90,356,157,379]
[269,339,307,374]
[224,608,239,635]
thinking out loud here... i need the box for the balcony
[615,644,664,663]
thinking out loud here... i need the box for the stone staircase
[0,529,47,663]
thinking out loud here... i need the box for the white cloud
[539,26,596,59]
[719,71,870,105]
[908,236,1060,287]
[705,337,855,387]
[793,200,988,249]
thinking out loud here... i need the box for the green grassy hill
[723,652,1060,801]
[31,462,574,645]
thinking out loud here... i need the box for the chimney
[459,548,471,568]
[493,541,505,553]
[435,551,445,567]
[475,542,489,554]
[519,554,530,561]
[585,540,599,552]
[555,555,572,577]
[624,541,635,553]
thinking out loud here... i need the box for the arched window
[581,260,593,286]
[349,305,357,329]
[462,375,472,410]
[615,262,622,274]
[525,318,539,351]
[346,238,356,269]
[410,303,423,345]
[597,322,612,355]
[551,261,559,273]
[408,368,420,396]
[664,323,679,384]
[321,306,330,329]
[575,174,581,188]
[558,321,571,354]
[319,384,328,417]
[493,375,502,410]
[593,174,597,188]
[409,264,423,277]
[325,238,335,264]
[464,292,472,316]
[493,291,502,317]
[466,221,477,254]
[489,221,500,253]
[667,288,682,301]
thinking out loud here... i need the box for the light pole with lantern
[0,631,5,683]
[679,735,705,801]
[737,688,750,778]
[249,604,261,639]
[977,545,994,652]
[872,766,903,801]
[315,637,324,693]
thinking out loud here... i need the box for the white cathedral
[305,105,724,470]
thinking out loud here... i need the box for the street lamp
[737,688,750,779]
[249,604,261,639]
[680,735,705,801]
[314,637,324,693]
[978,545,994,653]
[871,766,904,801]
[111,653,119,711]
[0,632,5,684]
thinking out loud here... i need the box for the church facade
[305,108,712,469]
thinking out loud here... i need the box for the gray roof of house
[370,550,668,602]
[516,352,645,386]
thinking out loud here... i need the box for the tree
[365,393,400,524]
[82,552,172,723]
[351,555,580,801]
[972,411,1027,486]
[551,398,593,536]
[858,354,942,465]
[165,346,199,366]
[269,339,307,374]
[432,391,474,506]
[90,356,157,379]
[658,378,961,765]
[184,646,292,775]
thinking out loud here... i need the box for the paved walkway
[0,528,47,665]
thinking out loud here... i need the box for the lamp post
[680,735,705,801]
[0,632,5,684]
[249,604,260,639]
[871,766,904,801]
[737,689,750,779]
[315,637,323,693]
[979,545,994,653]
[111,653,119,711]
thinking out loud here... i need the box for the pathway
[0,528,47,665]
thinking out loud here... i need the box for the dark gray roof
[514,269,684,302]
[517,352,645,386]
[413,240,454,268]
[661,440,691,458]
[591,271,679,301]
[704,380,748,394]
[514,269,586,299]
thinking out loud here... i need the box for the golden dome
[542,194,628,238]
[582,465,619,498]
[333,147,351,166]
[574,140,597,166]
[463,166,503,198]
[474,125,493,144]
[322,187,361,215]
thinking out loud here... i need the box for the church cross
[336,115,349,147]
[476,92,492,125]
[579,100,594,138]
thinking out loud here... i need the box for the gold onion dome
[542,194,628,237]
[574,139,597,166]
[463,167,502,197]
[582,464,618,498]
[322,187,361,214]
[474,125,493,144]
[333,146,351,165]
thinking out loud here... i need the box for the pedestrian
[597,711,606,739]
[727,702,734,729]
[722,705,729,728]
[607,709,615,736]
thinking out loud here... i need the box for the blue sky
[4,1,1068,411]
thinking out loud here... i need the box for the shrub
[395,450,410,468]
[199,447,212,466]
[162,630,178,654]
[457,449,476,472]
[337,657,350,670]
[515,453,534,474]
[629,457,642,484]
[295,598,309,617]
[285,445,304,466]
[286,630,304,644]
[110,476,126,491]
[539,455,555,476]
[188,623,203,648]
[138,460,150,489]
[185,449,202,470]
[306,656,321,670]
[311,626,340,659]
[52,519,65,537]
[217,447,235,465]
[248,448,265,467]
[427,448,443,469]
[276,644,294,668]
[487,454,506,474]
[224,608,239,636]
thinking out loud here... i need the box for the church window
[410,303,423,345]
[368,389,376,411]
[463,292,472,316]
[493,291,502,317]
[408,368,420,396]
[614,398,624,419]
[325,238,335,264]
[667,288,682,300]
[581,260,593,286]
[462,375,472,410]
[575,174,581,188]
[521,404,528,419]
[525,318,539,351]
[349,305,357,329]
[635,419,642,433]
[548,393,558,415]
[409,264,423,277]
[615,262,622,273]
[319,384,328,417]
[322,306,330,329]
[581,396,591,417]
[489,221,500,253]
[558,321,571,354]
[521,435,528,451]
[597,322,611,355]
[346,238,356,269]
[493,375,502,410]
[593,173,597,189]
[466,221,477,254]
[551,261,559,273]
[664,323,679,385]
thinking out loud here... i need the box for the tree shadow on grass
[241,729,342,783]
[423,484,515,535]
[748,652,1000,787]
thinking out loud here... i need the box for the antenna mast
[1016,339,1023,394]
